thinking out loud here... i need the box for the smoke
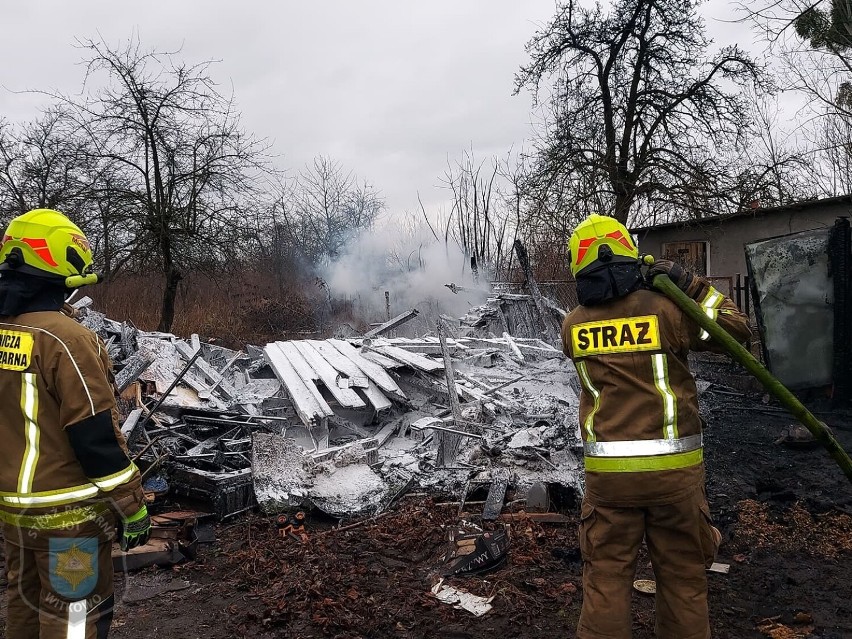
[321,228,492,331]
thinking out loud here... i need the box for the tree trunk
[158,266,182,333]
[613,188,632,224]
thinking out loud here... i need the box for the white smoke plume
[322,228,492,333]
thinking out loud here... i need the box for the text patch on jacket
[0,330,33,371]
[570,315,661,357]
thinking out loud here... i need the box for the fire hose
[649,267,852,485]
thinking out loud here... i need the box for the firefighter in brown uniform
[562,214,751,639]
[0,209,151,639]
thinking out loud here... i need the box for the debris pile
[70,286,584,523]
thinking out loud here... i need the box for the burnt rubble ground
[2,356,851,638]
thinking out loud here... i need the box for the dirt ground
[2,358,852,638]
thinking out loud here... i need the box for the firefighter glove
[118,505,151,551]
[646,259,694,293]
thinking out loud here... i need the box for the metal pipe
[138,348,203,430]
[245,414,290,422]
[410,422,485,440]
[183,415,262,427]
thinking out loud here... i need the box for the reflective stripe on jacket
[0,310,140,530]
[562,283,751,507]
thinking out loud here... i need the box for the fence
[494,280,578,311]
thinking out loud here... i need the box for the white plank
[292,341,366,408]
[363,308,419,337]
[263,343,332,427]
[328,339,406,398]
[369,339,444,372]
[374,343,456,355]
[374,421,399,448]
[510,338,562,352]
[376,336,469,353]
[361,349,403,369]
[274,341,335,416]
[456,337,562,358]
[502,332,525,362]
[423,336,469,347]
[120,408,144,439]
[277,341,319,380]
[308,340,369,387]
[361,380,393,412]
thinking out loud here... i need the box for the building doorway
[662,241,708,275]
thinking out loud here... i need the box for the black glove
[646,259,693,292]
[118,505,151,551]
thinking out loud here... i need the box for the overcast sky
[1,1,764,217]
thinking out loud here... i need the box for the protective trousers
[576,487,720,639]
[4,531,114,639]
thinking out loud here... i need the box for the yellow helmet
[0,209,98,288]
[568,214,638,276]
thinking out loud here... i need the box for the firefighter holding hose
[562,214,751,639]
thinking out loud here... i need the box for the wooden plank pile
[263,339,409,435]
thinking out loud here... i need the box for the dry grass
[734,499,852,559]
[88,256,562,347]
[90,269,365,347]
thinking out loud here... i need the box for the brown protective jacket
[562,280,751,507]
[0,308,143,538]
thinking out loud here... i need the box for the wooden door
[662,241,707,275]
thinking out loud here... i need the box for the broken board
[308,340,369,387]
[481,476,509,521]
[292,341,366,409]
[264,342,334,427]
[328,339,406,398]
[367,340,444,372]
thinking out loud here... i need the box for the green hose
[651,272,852,485]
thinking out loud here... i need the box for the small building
[632,194,852,277]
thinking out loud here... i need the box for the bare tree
[745,0,852,51]
[0,108,94,223]
[515,0,765,224]
[441,148,504,274]
[49,37,271,332]
[743,0,852,197]
[276,155,383,266]
[738,90,814,206]
[802,108,852,194]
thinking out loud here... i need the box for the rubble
[72,279,586,525]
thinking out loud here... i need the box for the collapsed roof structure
[72,273,584,527]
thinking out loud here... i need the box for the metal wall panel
[745,228,833,389]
